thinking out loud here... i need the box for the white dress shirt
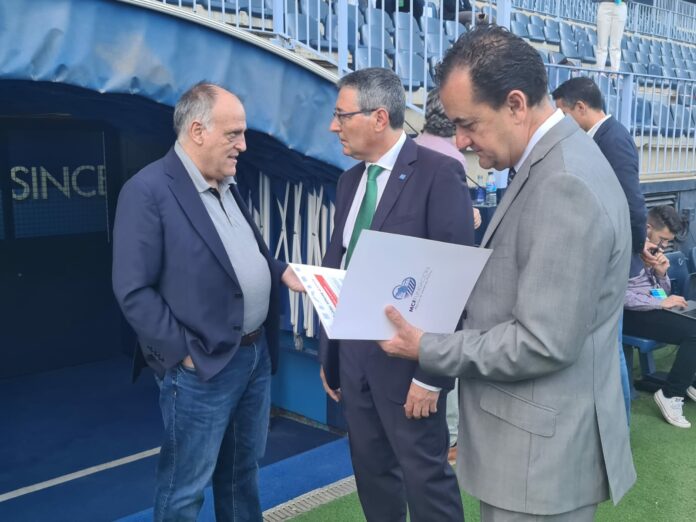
[587,113,612,138]
[513,109,566,175]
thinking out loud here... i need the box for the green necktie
[346,164,384,266]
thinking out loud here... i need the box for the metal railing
[147,0,696,178]
[496,0,696,44]
[547,63,696,179]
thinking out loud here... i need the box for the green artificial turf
[294,347,696,521]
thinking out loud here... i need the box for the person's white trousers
[595,2,628,72]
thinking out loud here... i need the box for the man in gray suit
[379,26,636,521]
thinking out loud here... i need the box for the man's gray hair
[173,81,220,138]
[422,87,456,138]
[337,68,406,129]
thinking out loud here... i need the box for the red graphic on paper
[315,274,338,307]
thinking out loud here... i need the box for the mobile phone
[648,246,661,255]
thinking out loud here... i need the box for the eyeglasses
[332,108,378,124]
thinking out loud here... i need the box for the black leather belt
[240,328,262,346]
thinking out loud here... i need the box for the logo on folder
[392,277,417,299]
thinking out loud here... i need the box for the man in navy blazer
[113,82,302,522]
[319,68,473,521]
[552,77,646,260]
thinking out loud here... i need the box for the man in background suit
[320,67,472,521]
[553,76,647,421]
[113,82,302,521]
[552,77,646,261]
[379,26,636,521]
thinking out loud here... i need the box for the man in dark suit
[319,67,472,521]
[552,77,646,259]
[552,76,647,420]
[112,82,302,522]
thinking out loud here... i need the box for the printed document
[290,230,491,340]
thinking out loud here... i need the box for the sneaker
[654,389,691,428]
[687,386,696,402]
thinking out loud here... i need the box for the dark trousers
[339,342,463,522]
[623,309,696,398]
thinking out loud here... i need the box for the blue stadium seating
[511,21,530,40]
[444,21,466,42]
[287,13,334,50]
[360,23,396,56]
[363,7,395,35]
[544,19,561,45]
[419,16,442,35]
[352,46,389,70]
[529,14,544,27]
[527,23,545,43]
[300,0,329,21]
[394,28,425,55]
[394,51,433,89]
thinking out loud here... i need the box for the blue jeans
[154,337,271,522]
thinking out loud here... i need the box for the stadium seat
[444,21,467,42]
[326,14,361,52]
[512,12,530,26]
[363,7,395,34]
[548,51,568,64]
[631,98,659,135]
[423,1,438,18]
[547,66,572,91]
[560,39,581,61]
[648,63,663,76]
[622,334,667,393]
[527,23,545,43]
[394,51,432,90]
[672,104,696,137]
[360,23,396,56]
[654,102,680,137]
[689,246,696,272]
[424,32,451,57]
[287,13,334,50]
[543,20,561,45]
[623,49,638,65]
[631,62,648,75]
[673,57,687,70]
[666,251,692,298]
[419,16,442,35]
[300,0,329,21]
[510,21,530,40]
[394,28,425,55]
[586,27,597,46]
[392,11,420,34]
[578,40,596,64]
[530,14,544,27]
[537,48,549,64]
[352,46,389,70]
[559,21,575,42]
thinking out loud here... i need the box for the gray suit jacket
[419,116,636,515]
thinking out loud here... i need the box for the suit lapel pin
[398,173,407,181]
